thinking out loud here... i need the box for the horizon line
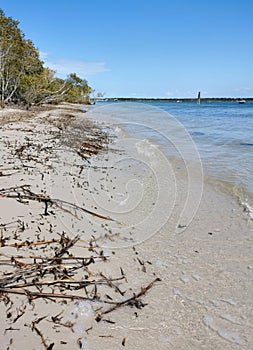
[98,97,253,100]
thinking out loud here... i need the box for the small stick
[2,232,118,248]
[0,186,118,222]
[6,239,60,248]
[101,278,161,315]
[0,254,109,261]
[0,287,114,303]
[32,321,51,350]
[7,275,125,289]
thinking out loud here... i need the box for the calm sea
[96,101,253,211]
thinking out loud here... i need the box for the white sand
[0,105,252,349]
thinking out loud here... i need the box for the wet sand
[0,104,252,349]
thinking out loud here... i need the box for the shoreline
[94,100,253,220]
[100,98,253,103]
[0,104,252,349]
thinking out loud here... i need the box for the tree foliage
[0,9,93,107]
[65,73,92,104]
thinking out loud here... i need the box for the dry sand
[0,104,252,349]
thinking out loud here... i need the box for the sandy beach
[0,104,252,350]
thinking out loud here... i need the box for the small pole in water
[197,91,201,105]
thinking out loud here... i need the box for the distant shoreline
[101,97,253,102]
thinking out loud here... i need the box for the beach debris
[0,232,160,348]
[0,105,159,348]
[0,185,117,222]
[32,319,54,350]
[6,338,13,350]
[0,230,160,336]
[99,278,160,316]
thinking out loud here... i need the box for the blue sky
[0,0,252,98]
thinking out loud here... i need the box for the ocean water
[151,101,253,206]
[95,101,253,212]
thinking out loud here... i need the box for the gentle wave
[97,101,253,214]
[149,101,253,211]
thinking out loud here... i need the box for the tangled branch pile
[0,232,158,314]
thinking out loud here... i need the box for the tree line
[0,9,95,108]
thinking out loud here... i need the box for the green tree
[0,9,43,107]
[20,68,71,106]
[64,73,92,104]
[0,9,21,106]
[0,9,93,108]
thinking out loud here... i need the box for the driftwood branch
[100,278,161,315]
[0,231,160,315]
[0,279,159,310]
[0,185,120,222]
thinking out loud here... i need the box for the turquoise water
[97,101,253,209]
[151,101,253,194]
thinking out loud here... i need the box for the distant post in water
[197,91,201,105]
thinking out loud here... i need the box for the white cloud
[233,87,253,93]
[164,89,181,97]
[165,91,174,97]
[43,57,110,78]
[164,89,202,98]
[39,51,51,60]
